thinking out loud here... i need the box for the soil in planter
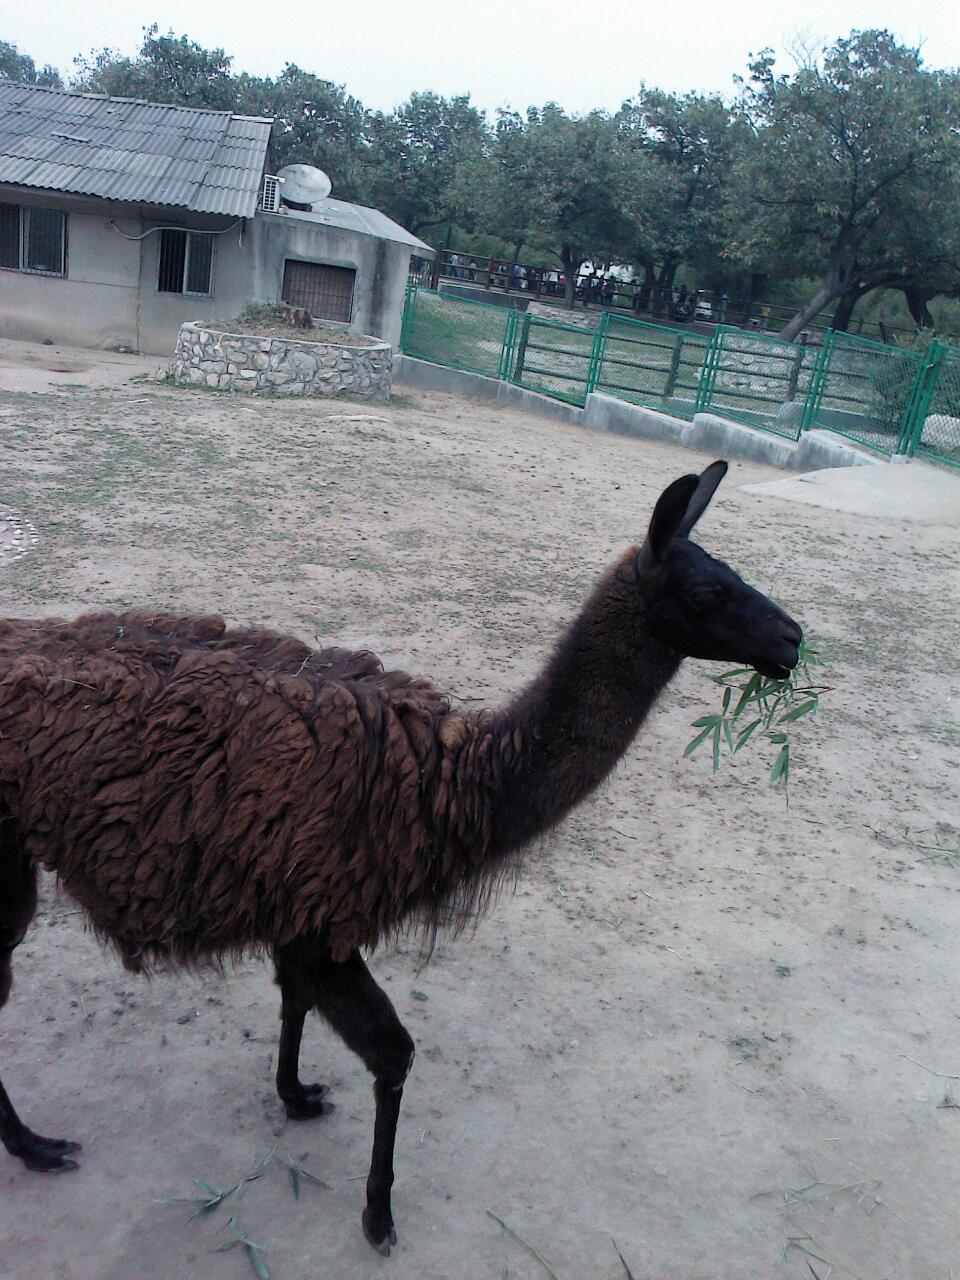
[213,303,381,348]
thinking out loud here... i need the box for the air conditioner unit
[261,174,282,213]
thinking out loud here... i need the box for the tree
[504,106,635,307]
[363,92,490,237]
[0,40,62,86]
[450,109,553,262]
[72,25,234,109]
[730,31,960,341]
[235,66,368,202]
[617,88,747,298]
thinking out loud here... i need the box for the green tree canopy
[72,24,235,109]
[617,88,748,294]
[0,39,62,86]
[730,30,960,339]
[235,66,368,202]
[364,92,489,235]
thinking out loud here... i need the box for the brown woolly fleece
[0,548,677,971]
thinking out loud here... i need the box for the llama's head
[637,460,802,679]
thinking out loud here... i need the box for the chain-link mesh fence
[400,287,516,380]
[700,328,820,440]
[913,345,960,469]
[804,331,924,456]
[401,289,960,470]
[594,315,709,420]
[509,313,601,406]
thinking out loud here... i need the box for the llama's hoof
[282,1082,334,1121]
[18,1132,81,1173]
[362,1207,397,1256]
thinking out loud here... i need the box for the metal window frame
[0,204,67,278]
[157,227,216,297]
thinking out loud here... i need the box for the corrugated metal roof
[272,199,433,252]
[0,80,272,218]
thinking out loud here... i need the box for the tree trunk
[778,275,841,343]
[831,282,874,333]
[561,250,582,310]
[903,287,935,330]
[513,238,525,263]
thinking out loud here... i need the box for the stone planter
[173,322,392,399]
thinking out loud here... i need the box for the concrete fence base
[394,355,882,471]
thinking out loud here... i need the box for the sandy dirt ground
[0,337,958,1280]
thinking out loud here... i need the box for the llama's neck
[485,549,681,856]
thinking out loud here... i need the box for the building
[0,80,432,354]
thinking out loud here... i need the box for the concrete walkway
[741,460,960,526]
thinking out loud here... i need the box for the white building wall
[0,191,418,356]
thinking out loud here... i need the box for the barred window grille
[0,203,66,276]
[282,260,355,323]
[158,229,214,295]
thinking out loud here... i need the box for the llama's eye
[687,585,722,610]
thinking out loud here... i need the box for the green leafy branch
[157,1147,328,1279]
[684,643,828,787]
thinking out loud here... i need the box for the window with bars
[282,260,356,323]
[158,228,215,295]
[0,204,66,276]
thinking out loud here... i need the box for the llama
[0,460,801,1254]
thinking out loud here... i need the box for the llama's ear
[639,473,701,566]
[675,460,728,538]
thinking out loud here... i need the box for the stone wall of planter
[173,322,392,398]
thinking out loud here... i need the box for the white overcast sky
[5,0,960,114]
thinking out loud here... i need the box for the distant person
[760,303,771,330]
[601,278,615,307]
[718,291,730,324]
[449,251,460,280]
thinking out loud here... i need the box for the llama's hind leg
[274,943,333,1119]
[0,838,80,1173]
[312,951,414,1257]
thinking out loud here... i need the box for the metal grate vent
[261,174,281,213]
[282,260,355,323]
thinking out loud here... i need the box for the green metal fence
[802,330,926,456]
[697,327,820,440]
[911,343,960,469]
[509,312,601,406]
[594,313,709,420]
[400,287,960,469]
[400,286,517,380]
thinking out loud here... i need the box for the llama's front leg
[313,951,415,1256]
[0,1076,80,1173]
[274,949,334,1119]
[0,846,80,1173]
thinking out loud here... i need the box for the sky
[5,0,960,115]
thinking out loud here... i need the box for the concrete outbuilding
[0,80,432,354]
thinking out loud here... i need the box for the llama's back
[0,611,454,966]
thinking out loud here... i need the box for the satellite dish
[277,164,332,208]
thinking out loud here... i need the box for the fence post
[511,313,531,383]
[800,329,834,431]
[695,327,723,413]
[664,330,685,399]
[786,346,804,403]
[399,286,416,352]
[498,310,518,380]
[586,311,610,395]
[899,341,944,456]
